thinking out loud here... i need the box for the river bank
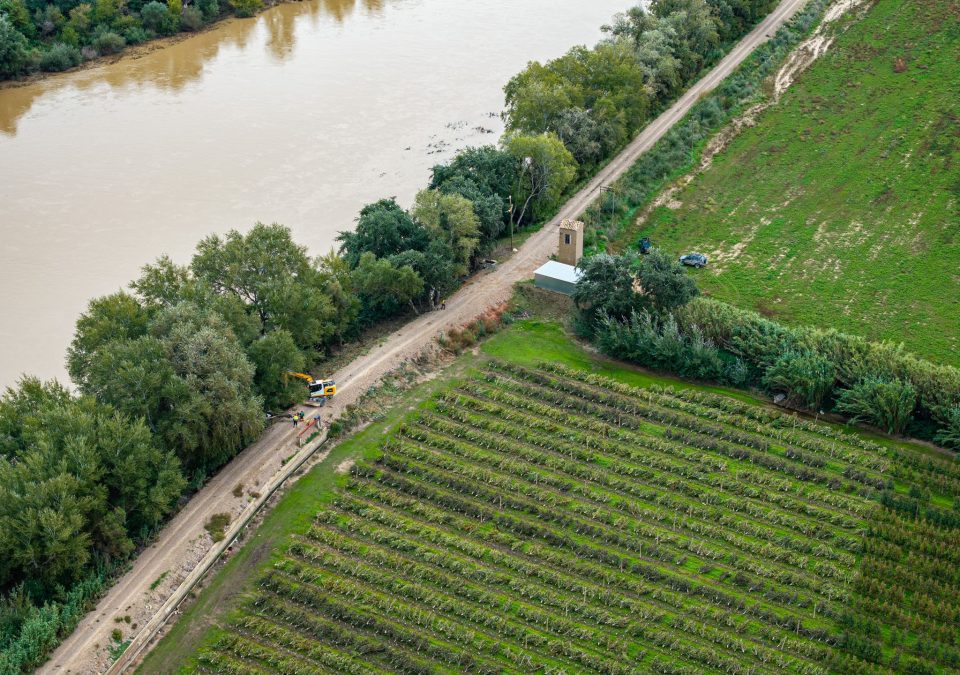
[0,0,630,387]
[0,0,306,90]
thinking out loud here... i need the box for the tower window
[564,233,571,245]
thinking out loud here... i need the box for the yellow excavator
[286,372,337,406]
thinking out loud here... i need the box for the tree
[227,0,261,17]
[350,253,424,322]
[246,329,305,410]
[139,0,174,33]
[79,303,263,471]
[67,292,151,386]
[503,42,648,155]
[411,189,480,278]
[0,15,30,79]
[179,5,201,30]
[196,0,218,19]
[430,146,518,203]
[315,250,361,344]
[67,3,92,34]
[389,240,458,309]
[761,350,836,410]
[131,256,262,348]
[503,61,573,136]
[653,0,720,82]
[636,249,699,313]
[435,175,505,253]
[0,0,34,37]
[836,377,916,435]
[505,133,577,225]
[131,255,192,308]
[154,305,264,469]
[573,252,646,330]
[92,0,120,23]
[191,222,343,351]
[554,107,610,168]
[336,199,429,268]
[0,378,184,596]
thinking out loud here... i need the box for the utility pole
[507,194,515,252]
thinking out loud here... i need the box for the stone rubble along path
[42,1,810,670]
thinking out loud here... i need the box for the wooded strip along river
[0,0,630,387]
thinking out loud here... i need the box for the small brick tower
[558,219,584,266]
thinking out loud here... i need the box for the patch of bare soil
[335,458,356,474]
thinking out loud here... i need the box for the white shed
[534,260,582,296]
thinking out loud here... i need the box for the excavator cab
[308,379,336,400]
[286,372,337,406]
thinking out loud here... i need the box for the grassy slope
[143,317,950,672]
[640,0,960,365]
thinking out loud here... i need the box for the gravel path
[42,2,809,670]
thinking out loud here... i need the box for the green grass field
[145,320,960,673]
[637,0,960,366]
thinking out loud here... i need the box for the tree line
[0,144,574,670]
[574,251,960,447]
[503,0,778,182]
[0,0,263,78]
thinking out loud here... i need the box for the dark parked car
[679,252,708,268]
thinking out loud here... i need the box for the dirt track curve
[43,1,809,670]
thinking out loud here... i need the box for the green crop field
[156,321,960,674]
[637,0,960,366]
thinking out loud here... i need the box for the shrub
[228,0,262,18]
[39,43,83,71]
[761,350,835,411]
[934,406,960,451]
[196,0,219,19]
[724,358,749,387]
[679,297,960,438]
[596,310,726,382]
[180,5,203,30]
[0,15,30,78]
[123,25,149,44]
[92,30,125,54]
[140,0,175,33]
[204,513,231,542]
[835,378,917,435]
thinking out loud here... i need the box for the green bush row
[677,298,960,440]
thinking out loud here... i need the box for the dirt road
[43,1,809,670]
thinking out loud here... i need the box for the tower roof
[559,218,584,232]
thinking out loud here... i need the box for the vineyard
[181,338,960,673]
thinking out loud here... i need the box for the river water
[0,0,631,387]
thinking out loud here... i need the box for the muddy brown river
[0,0,630,386]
